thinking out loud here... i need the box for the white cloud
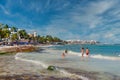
[0,5,10,15]
[34,0,119,41]
[70,0,117,29]
[104,33,114,38]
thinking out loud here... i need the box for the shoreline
[1,54,116,80]
[1,45,120,80]
[0,54,79,80]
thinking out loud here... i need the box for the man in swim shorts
[81,48,84,57]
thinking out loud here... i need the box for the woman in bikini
[86,48,89,57]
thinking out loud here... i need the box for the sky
[0,0,120,43]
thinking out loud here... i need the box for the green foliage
[0,23,63,44]
[36,35,62,44]
[11,27,17,32]
[18,30,29,39]
[11,33,18,41]
[3,24,9,30]
[0,24,10,39]
[53,37,61,42]
[1,30,11,38]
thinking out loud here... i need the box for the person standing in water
[86,48,90,57]
[81,48,84,57]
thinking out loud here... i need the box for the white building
[34,32,37,37]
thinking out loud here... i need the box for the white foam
[59,69,89,80]
[15,52,89,80]
[68,51,120,60]
[91,54,120,60]
[42,45,53,47]
[69,51,88,57]
[15,52,48,68]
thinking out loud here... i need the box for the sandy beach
[0,45,120,80]
[0,55,100,80]
[0,45,82,80]
[0,54,79,80]
[0,46,93,80]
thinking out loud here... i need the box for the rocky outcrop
[0,45,37,54]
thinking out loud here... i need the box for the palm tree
[2,29,11,38]
[18,29,28,39]
[0,27,2,40]
[11,26,17,32]
[0,23,3,28]
[11,33,18,41]
[46,35,53,43]
[3,24,9,30]
[53,37,61,42]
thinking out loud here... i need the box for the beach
[0,54,80,80]
[0,44,120,80]
[0,53,102,80]
[0,45,82,80]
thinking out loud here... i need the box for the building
[34,32,37,37]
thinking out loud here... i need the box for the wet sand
[0,54,99,80]
[0,55,80,80]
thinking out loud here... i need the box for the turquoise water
[15,44,120,80]
[51,44,120,57]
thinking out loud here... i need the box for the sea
[15,44,120,80]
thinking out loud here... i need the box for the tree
[38,36,47,43]
[53,37,61,42]
[11,33,18,41]
[3,24,9,30]
[46,35,53,43]
[0,24,2,39]
[18,30,28,39]
[11,26,17,32]
[1,29,11,38]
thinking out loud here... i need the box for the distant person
[86,48,90,57]
[65,49,68,54]
[62,53,65,58]
[81,48,84,57]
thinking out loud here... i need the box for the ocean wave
[68,51,120,60]
[59,69,88,80]
[91,54,120,60]
[39,45,54,48]
[15,52,88,80]
[15,52,48,68]
[69,51,87,57]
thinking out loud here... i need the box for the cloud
[0,5,10,15]
[38,0,117,40]
[70,0,117,29]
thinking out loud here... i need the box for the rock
[47,65,56,71]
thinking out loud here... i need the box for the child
[62,53,65,58]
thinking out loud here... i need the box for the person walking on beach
[86,48,90,57]
[81,48,84,57]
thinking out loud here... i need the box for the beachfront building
[66,40,100,44]
[34,32,37,37]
